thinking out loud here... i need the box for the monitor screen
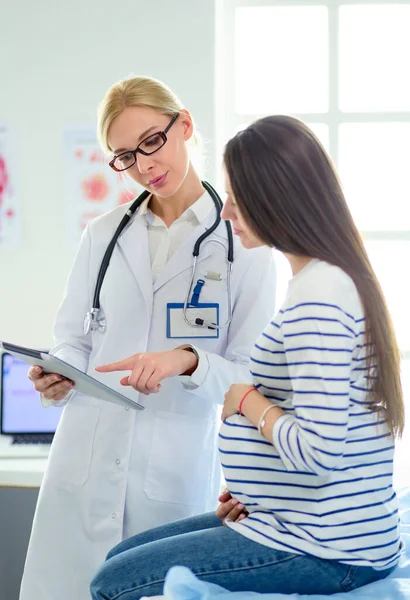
[1,352,64,435]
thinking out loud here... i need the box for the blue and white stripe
[219,260,402,570]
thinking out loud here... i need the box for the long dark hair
[224,115,404,438]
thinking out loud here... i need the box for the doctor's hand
[95,349,198,396]
[28,366,74,401]
[216,489,248,525]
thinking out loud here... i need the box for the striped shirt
[219,259,402,570]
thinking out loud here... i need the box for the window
[219,0,410,425]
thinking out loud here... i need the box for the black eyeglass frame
[109,113,179,172]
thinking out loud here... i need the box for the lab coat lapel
[117,215,153,317]
[153,214,225,294]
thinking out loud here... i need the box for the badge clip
[190,279,205,307]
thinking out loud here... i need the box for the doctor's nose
[136,153,155,174]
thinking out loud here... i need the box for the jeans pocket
[340,565,359,592]
[342,563,395,593]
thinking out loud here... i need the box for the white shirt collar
[139,189,214,227]
[188,190,215,224]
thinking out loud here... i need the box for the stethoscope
[83,181,234,335]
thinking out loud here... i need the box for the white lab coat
[20,199,275,600]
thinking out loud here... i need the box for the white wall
[0,0,217,346]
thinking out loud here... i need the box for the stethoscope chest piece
[83,309,106,335]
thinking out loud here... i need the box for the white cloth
[123,191,214,536]
[20,191,276,600]
[139,190,213,278]
[40,192,213,408]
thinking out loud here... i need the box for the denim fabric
[90,512,395,599]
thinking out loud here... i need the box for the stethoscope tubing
[84,182,233,334]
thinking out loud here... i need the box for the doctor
[20,76,275,600]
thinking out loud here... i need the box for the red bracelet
[239,387,257,415]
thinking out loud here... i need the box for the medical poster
[0,124,21,251]
[63,129,141,247]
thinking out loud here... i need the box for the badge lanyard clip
[189,279,205,307]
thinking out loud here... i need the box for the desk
[0,459,46,600]
[0,458,47,488]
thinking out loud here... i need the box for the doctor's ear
[179,109,194,142]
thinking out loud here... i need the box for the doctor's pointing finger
[96,348,198,394]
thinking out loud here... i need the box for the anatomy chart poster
[63,129,141,247]
[0,124,21,251]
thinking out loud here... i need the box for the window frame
[218,0,410,359]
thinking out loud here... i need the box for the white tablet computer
[0,341,144,411]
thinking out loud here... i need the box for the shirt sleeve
[176,344,210,389]
[41,389,75,408]
[271,300,356,475]
[42,226,93,408]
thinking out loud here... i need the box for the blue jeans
[90,512,394,599]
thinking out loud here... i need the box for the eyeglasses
[109,114,179,172]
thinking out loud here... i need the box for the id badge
[166,303,219,339]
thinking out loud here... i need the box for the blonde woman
[20,77,275,600]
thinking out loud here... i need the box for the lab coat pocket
[144,410,215,506]
[46,396,101,486]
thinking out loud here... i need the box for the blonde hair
[98,76,200,153]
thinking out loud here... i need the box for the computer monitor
[0,352,63,437]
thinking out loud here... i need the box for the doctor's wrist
[179,347,199,376]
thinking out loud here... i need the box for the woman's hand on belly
[216,489,248,524]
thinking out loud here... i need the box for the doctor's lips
[148,173,168,188]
